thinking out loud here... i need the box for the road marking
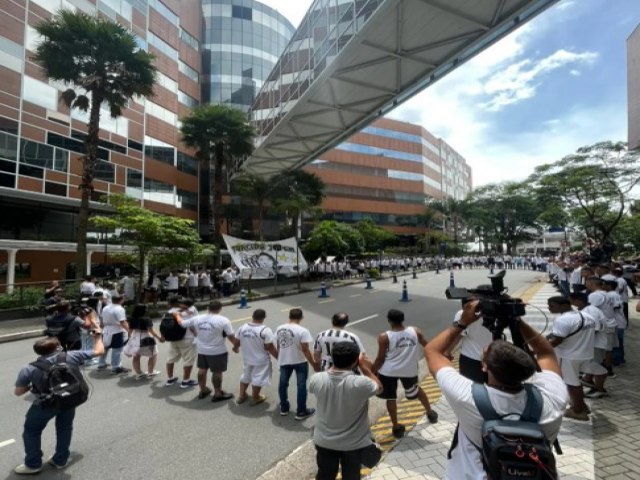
[280,306,301,312]
[349,294,362,298]
[318,299,335,304]
[348,314,378,326]
[231,316,253,324]
[0,439,15,449]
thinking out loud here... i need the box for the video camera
[445,270,526,342]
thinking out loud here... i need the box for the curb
[0,328,46,344]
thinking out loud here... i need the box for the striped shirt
[314,328,365,371]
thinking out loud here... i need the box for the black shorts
[197,353,228,372]
[377,374,419,400]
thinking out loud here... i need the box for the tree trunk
[76,93,102,279]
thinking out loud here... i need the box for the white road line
[231,316,253,324]
[280,306,301,312]
[348,314,379,327]
[318,299,335,304]
[349,294,362,298]
[0,439,16,449]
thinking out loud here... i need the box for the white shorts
[559,357,591,386]
[240,363,272,387]
[167,338,197,366]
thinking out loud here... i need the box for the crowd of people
[12,252,639,479]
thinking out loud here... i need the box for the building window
[232,5,252,21]
[177,151,198,176]
[156,71,178,93]
[0,131,18,161]
[149,0,179,25]
[23,76,58,111]
[45,181,67,197]
[144,135,175,165]
[94,160,115,183]
[145,101,178,126]
[144,177,175,205]
[126,168,142,199]
[148,32,178,60]
[180,29,200,50]
[177,189,198,211]
[179,61,199,83]
[178,90,199,108]
[47,133,109,161]
[20,139,68,172]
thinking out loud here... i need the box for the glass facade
[201,0,295,111]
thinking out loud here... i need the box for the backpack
[159,312,186,341]
[31,352,90,410]
[45,314,81,347]
[472,383,557,480]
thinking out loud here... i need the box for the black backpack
[31,352,90,410]
[45,314,81,348]
[159,312,186,341]
[472,383,557,480]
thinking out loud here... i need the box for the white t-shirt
[551,310,595,360]
[165,275,179,290]
[182,314,234,356]
[455,311,492,361]
[101,303,128,346]
[236,322,275,366]
[169,307,197,340]
[588,291,616,329]
[583,305,608,349]
[606,291,626,329]
[276,323,313,366]
[617,277,629,302]
[437,367,567,480]
[570,267,583,285]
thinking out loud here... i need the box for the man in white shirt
[425,300,567,480]
[187,270,199,299]
[174,300,238,401]
[603,279,627,367]
[586,277,617,377]
[314,312,365,371]
[235,308,277,406]
[372,309,438,438]
[119,274,135,303]
[276,308,318,420]
[163,272,179,299]
[97,295,130,374]
[221,267,235,297]
[80,276,96,297]
[547,295,596,421]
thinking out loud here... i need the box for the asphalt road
[0,269,543,480]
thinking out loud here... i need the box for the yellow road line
[520,280,547,303]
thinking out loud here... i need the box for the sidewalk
[367,282,640,480]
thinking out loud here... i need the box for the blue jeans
[98,347,123,370]
[613,327,625,365]
[23,404,75,468]
[278,362,309,414]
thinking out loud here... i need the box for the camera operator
[45,301,99,352]
[425,300,567,480]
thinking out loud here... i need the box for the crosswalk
[521,282,559,336]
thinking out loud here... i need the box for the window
[144,135,175,165]
[146,101,177,126]
[126,168,142,199]
[177,151,197,175]
[23,76,58,111]
[180,29,199,50]
[19,163,44,179]
[232,5,252,21]
[149,0,178,25]
[177,189,198,211]
[0,117,18,135]
[128,139,143,151]
[0,131,18,161]
[0,159,16,173]
[178,90,199,108]
[20,139,53,169]
[45,182,67,197]
[94,160,114,183]
[71,131,126,154]
[336,142,423,163]
[47,133,109,161]
[148,32,178,60]
[0,172,14,187]
[179,61,199,83]
[156,71,178,93]
[144,177,174,205]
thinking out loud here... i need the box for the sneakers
[14,464,42,475]
[197,387,212,399]
[47,456,69,469]
[580,378,596,388]
[585,388,608,399]
[392,424,406,438]
[135,373,147,380]
[111,367,130,375]
[294,408,316,421]
[250,395,267,406]
[607,371,617,378]
[96,364,108,370]
[279,405,290,416]
[164,377,178,387]
[180,379,198,389]
[426,409,439,424]
[146,370,160,378]
[564,408,589,421]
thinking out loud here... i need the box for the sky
[261,0,640,187]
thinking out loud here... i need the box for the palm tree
[34,10,156,278]
[180,105,255,246]
[232,173,272,241]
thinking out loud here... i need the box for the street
[0,269,543,480]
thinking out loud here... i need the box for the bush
[366,268,381,279]
[0,287,46,310]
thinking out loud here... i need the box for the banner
[222,234,308,279]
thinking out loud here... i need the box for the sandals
[197,387,212,399]
[211,392,234,402]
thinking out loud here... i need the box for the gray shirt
[309,370,378,451]
[15,350,93,405]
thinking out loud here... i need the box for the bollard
[400,280,410,302]
[365,276,373,289]
[392,272,398,283]
[238,288,251,309]
[318,281,330,298]
[412,268,417,279]
[449,271,455,287]
[435,262,440,274]
[490,265,494,275]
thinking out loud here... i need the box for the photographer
[45,301,98,351]
[309,342,382,480]
[425,300,567,480]
[13,330,104,474]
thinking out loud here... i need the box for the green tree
[529,141,640,243]
[232,173,272,240]
[304,221,364,260]
[34,10,156,278]
[354,218,396,252]
[427,197,467,245]
[91,195,203,297]
[180,105,255,246]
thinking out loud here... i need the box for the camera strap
[564,312,585,340]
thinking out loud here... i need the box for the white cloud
[570,69,581,76]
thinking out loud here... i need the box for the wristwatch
[452,320,467,331]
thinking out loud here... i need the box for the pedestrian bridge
[241,0,558,177]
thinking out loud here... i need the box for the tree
[180,105,255,246]
[304,221,364,260]
[34,10,156,279]
[91,195,203,297]
[427,197,467,245]
[529,141,640,243]
[232,173,272,240]
[354,218,396,252]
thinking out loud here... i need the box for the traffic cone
[400,280,410,302]
[318,282,330,298]
[365,276,373,289]
[238,289,250,309]
[412,268,417,279]
[392,272,398,283]
[449,272,455,287]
